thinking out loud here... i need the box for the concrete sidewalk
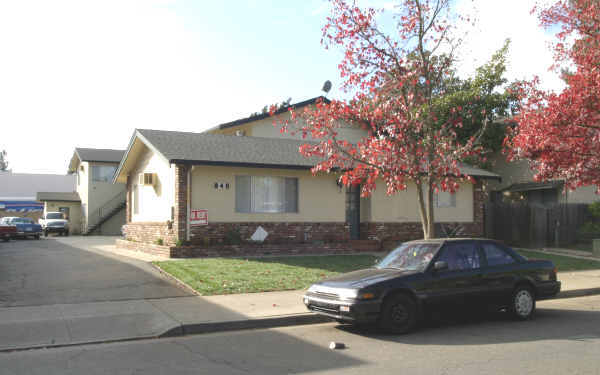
[1,270,599,352]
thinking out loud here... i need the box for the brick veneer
[174,164,189,242]
[122,222,177,246]
[120,178,488,254]
[115,238,380,258]
[189,222,351,245]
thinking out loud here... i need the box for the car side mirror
[433,261,448,271]
[374,258,380,265]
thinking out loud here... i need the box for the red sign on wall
[190,209,208,226]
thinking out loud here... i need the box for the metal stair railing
[86,190,127,234]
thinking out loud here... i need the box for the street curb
[0,313,331,353]
[160,313,331,338]
[4,287,600,353]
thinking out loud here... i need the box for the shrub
[175,239,184,247]
[223,229,242,245]
[579,201,600,238]
[155,238,164,246]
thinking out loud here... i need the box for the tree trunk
[416,178,436,239]
[416,181,431,239]
[427,177,435,239]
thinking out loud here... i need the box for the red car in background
[0,221,17,242]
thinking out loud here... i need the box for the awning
[0,200,44,212]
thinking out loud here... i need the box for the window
[436,191,456,208]
[91,165,117,182]
[235,176,298,213]
[482,243,516,267]
[59,207,70,220]
[436,242,481,271]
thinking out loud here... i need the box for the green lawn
[154,255,377,296]
[155,250,600,296]
[517,249,600,272]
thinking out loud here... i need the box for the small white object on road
[329,341,345,350]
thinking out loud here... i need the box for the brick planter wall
[115,239,171,258]
[122,222,177,246]
[115,238,381,259]
[189,222,351,245]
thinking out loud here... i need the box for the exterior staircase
[83,190,126,235]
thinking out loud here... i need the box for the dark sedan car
[303,238,561,333]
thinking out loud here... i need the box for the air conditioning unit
[139,173,156,186]
[235,130,245,136]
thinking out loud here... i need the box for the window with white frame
[91,165,117,182]
[235,176,298,213]
[436,191,456,208]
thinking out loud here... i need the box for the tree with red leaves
[506,0,600,194]
[273,0,513,239]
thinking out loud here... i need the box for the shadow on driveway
[0,236,191,307]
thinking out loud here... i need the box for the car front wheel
[44,230,48,237]
[378,293,417,334]
[511,285,536,320]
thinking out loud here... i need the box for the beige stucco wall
[369,182,474,223]
[487,152,535,192]
[489,151,600,204]
[564,185,600,204]
[76,161,89,222]
[211,112,368,144]
[130,146,175,223]
[190,165,345,222]
[44,201,82,235]
[86,161,126,214]
[96,207,126,235]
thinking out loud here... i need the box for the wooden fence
[484,202,591,248]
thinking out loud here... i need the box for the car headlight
[337,288,359,300]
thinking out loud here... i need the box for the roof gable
[210,96,330,132]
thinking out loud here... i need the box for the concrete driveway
[0,236,190,307]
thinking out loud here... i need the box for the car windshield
[376,242,441,272]
[46,213,64,219]
[12,218,33,224]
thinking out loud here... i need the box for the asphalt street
[0,237,190,307]
[2,294,599,375]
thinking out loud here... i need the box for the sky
[0,0,563,174]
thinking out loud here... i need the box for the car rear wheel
[35,234,40,240]
[510,285,536,320]
[378,294,417,334]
